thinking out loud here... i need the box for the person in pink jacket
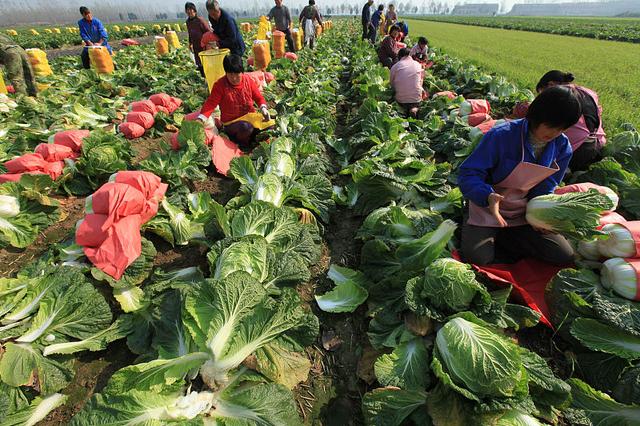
[536,70,606,172]
[390,48,426,117]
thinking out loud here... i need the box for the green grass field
[407,19,640,133]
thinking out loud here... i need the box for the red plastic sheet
[126,111,155,130]
[466,113,491,127]
[475,119,498,135]
[50,130,90,153]
[453,251,568,328]
[130,100,157,115]
[211,135,243,176]
[121,38,141,46]
[284,52,298,61]
[75,214,110,247]
[87,182,146,229]
[34,143,76,161]
[112,170,167,223]
[5,153,49,174]
[149,93,173,108]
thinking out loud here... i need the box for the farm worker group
[78,6,112,69]
[362,1,408,44]
[0,34,38,96]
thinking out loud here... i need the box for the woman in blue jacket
[458,86,582,266]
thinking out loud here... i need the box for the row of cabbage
[0,26,344,425]
[321,31,640,425]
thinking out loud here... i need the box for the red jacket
[200,74,266,124]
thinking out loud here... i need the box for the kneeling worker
[458,86,582,266]
[390,48,426,118]
[197,54,271,149]
[0,34,37,96]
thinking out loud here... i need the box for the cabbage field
[1,17,640,426]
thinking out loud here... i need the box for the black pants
[368,27,377,43]
[460,221,574,266]
[81,48,91,69]
[282,28,295,52]
[569,137,601,172]
[362,24,368,40]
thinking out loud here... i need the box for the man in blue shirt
[206,0,245,56]
[369,5,384,43]
[78,6,112,70]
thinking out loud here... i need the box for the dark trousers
[569,137,601,172]
[368,27,377,43]
[282,28,295,52]
[362,24,368,40]
[81,48,91,69]
[460,221,574,266]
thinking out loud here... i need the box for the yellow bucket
[199,48,230,92]
[224,112,275,131]
[0,73,7,95]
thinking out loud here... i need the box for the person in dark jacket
[185,2,210,76]
[369,5,384,43]
[0,34,37,96]
[299,0,322,49]
[206,0,245,56]
[378,25,400,68]
[361,0,374,40]
[268,0,295,52]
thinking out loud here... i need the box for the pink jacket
[390,57,424,104]
[564,85,607,151]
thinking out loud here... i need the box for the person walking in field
[197,54,271,150]
[536,70,606,172]
[185,2,211,77]
[458,86,582,266]
[369,5,384,43]
[206,0,245,56]
[0,34,37,96]
[268,0,295,52]
[78,6,112,70]
[300,0,323,49]
[361,0,374,41]
[390,48,426,118]
[378,25,401,68]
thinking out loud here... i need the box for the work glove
[260,105,271,121]
[197,114,218,130]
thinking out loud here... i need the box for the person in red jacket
[197,54,271,149]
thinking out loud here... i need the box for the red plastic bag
[4,153,48,174]
[170,132,180,151]
[6,85,15,94]
[170,97,182,108]
[130,100,157,115]
[111,170,167,223]
[467,99,491,115]
[119,122,146,140]
[83,214,143,280]
[475,119,498,135]
[156,105,170,114]
[121,38,140,46]
[284,52,298,61]
[44,160,64,180]
[211,135,243,176]
[184,111,201,121]
[205,129,216,146]
[149,93,173,108]
[126,111,155,130]
[200,31,220,49]
[50,130,90,152]
[75,214,110,247]
[513,101,530,119]
[466,113,491,127]
[264,72,275,83]
[86,182,146,229]
[245,71,267,92]
[34,144,75,161]
[0,174,23,183]
[600,212,627,227]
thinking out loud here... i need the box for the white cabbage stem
[0,195,20,218]
[577,239,600,261]
[601,258,638,300]
[598,224,636,258]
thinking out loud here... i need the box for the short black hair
[536,70,575,92]
[378,4,384,10]
[79,6,90,15]
[526,85,582,130]
[223,54,244,73]
[185,2,197,12]
[389,25,400,33]
[206,0,220,11]
[418,36,428,45]
[398,48,410,58]
[309,0,315,4]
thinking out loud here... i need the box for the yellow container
[272,31,285,59]
[155,36,170,55]
[25,48,53,77]
[252,40,271,70]
[166,31,182,49]
[224,112,275,130]
[257,16,269,40]
[88,46,114,74]
[315,24,322,37]
[0,73,7,95]
[199,48,230,92]
[292,29,302,51]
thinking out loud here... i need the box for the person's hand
[487,193,508,227]
[260,105,271,121]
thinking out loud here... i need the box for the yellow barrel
[199,48,230,92]
[0,73,7,95]
[292,29,302,51]
[155,36,170,55]
[88,46,114,74]
[25,48,53,77]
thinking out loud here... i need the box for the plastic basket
[199,48,230,92]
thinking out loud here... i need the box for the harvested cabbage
[601,257,640,300]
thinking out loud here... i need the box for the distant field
[413,15,640,43]
[407,19,640,133]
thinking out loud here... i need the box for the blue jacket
[458,119,572,207]
[209,9,245,56]
[371,10,383,29]
[78,17,112,53]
